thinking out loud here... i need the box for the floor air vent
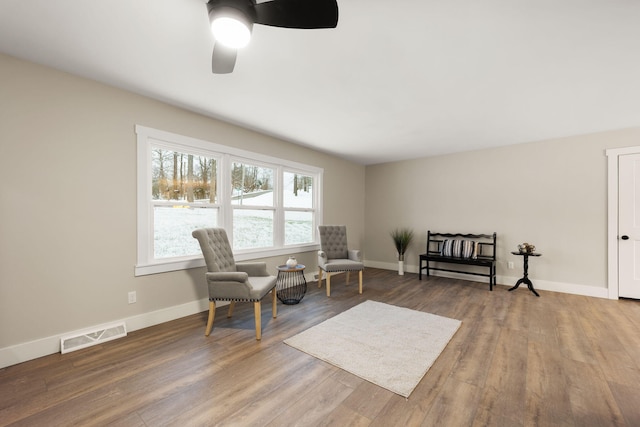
[60,322,127,354]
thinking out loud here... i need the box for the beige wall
[364,127,640,292]
[0,54,365,356]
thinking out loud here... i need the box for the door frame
[606,146,640,299]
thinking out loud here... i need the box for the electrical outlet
[128,291,137,304]
[508,262,515,269]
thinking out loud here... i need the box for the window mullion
[274,166,284,248]
[221,154,232,239]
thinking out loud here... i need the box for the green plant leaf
[390,228,414,256]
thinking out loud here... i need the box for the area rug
[283,300,461,398]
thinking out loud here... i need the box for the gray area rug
[284,300,461,398]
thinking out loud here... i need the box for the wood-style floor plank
[1,268,640,426]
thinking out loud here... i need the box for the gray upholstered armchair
[317,225,364,297]
[192,228,277,340]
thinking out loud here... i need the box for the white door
[618,153,640,299]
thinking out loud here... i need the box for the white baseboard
[498,275,609,299]
[365,260,414,273]
[0,298,210,369]
[363,260,609,299]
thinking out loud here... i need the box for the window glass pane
[283,172,313,208]
[231,162,274,206]
[152,147,218,204]
[285,211,313,245]
[233,209,274,249]
[154,206,218,258]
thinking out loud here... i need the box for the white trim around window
[135,125,323,276]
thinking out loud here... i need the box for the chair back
[192,228,236,273]
[318,225,349,259]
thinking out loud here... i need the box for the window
[283,171,315,245]
[231,161,275,250]
[136,126,323,276]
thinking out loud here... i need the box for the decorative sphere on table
[286,256,298,268]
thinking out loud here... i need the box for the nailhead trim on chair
[322,266,363,272]
[211,297,261,303]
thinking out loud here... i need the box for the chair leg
[318,267,323,288]
[254,301,262,340]
[272,288,277,318]
[358,270,363,294]
[227,301,235,318]
[346,271,351,284]
[205,300,216,336]
[326,272,331,297]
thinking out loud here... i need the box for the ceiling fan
[206,0,339,74]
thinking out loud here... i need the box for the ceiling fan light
[211,15,251,49]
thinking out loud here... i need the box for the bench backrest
[426,231,497,260]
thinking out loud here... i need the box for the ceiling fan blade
[212,43,237,74]
[254,0,338,29]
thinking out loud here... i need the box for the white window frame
[135,125,323,276]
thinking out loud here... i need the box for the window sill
[135,258,206,276]
[135,243,320,276]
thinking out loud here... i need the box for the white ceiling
[1,0,640,165]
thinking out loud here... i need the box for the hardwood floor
[2,268,640,426]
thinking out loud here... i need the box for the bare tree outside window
[152,149,217,203]
[151,147,219,258]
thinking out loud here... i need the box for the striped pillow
[461,240,475,258]
[441,239,477,258]
[441,239,454,257]
[452,240,463,257]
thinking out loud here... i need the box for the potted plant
[390,228,414,275]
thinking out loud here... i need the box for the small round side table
[276,264,307,305]
[509,251,541,297]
